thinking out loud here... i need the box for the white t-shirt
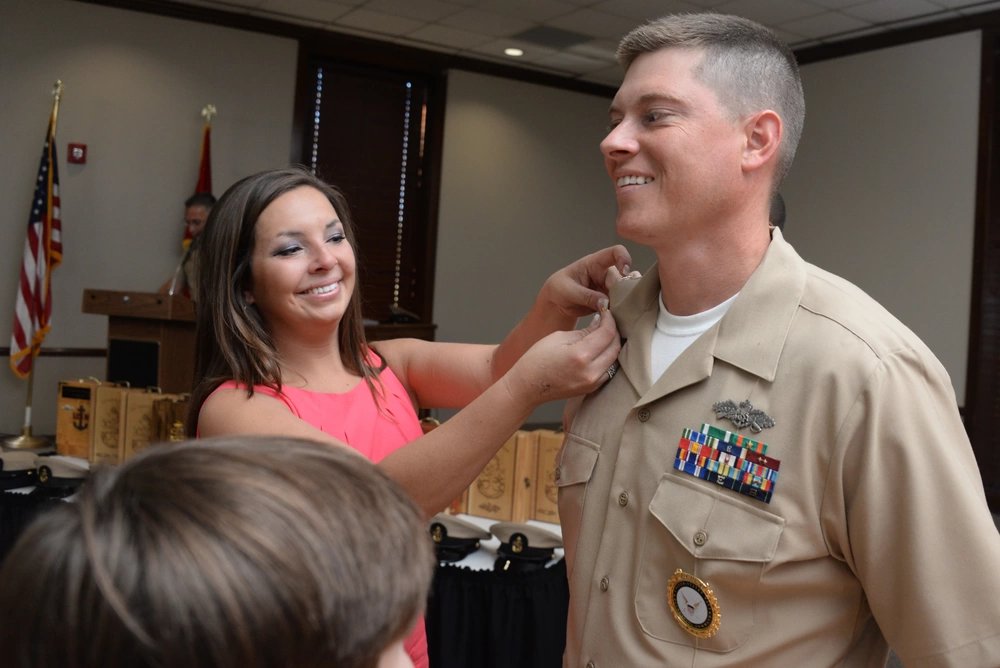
[650,292,738,382]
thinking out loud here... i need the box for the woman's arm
[200,310,621,517]
[378,309,621,516]
[491,245,631,379]
[376,245,634,409]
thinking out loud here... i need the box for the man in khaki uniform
[559,13,1000,668]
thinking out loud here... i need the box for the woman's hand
[538,245,637,319]
[502,307,622,409]
[491,245,639,383]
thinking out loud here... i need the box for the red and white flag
[183,119,212,250]
[9,107,62,378]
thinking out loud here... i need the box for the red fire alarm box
[68,143,87,164]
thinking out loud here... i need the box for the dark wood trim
[73,0,616,98]
[965,29,1000,512]
[418,72,448,323]
[0,347,106,358]
[795,8,1000,64]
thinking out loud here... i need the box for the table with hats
[0,442,88,562]
[426,513,567,668]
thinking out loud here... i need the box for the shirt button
[600,576,609,592]
[694,530,708,547]
[637,407,651,422]
[618,491,629,507]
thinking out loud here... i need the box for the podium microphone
[167,239,196,297]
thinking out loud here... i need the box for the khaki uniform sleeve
[825,347,1000,667]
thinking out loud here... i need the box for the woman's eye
[328,232,346,244]
[273,245,302,257]
[606,118,622,132]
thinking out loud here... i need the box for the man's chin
[615,215,651,245]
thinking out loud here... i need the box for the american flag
[9,110,62,378]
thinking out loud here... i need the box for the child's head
[0,435,434,668]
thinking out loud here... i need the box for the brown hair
[617,13,805,185]
[0,436,434,668]
[186,166,382,435]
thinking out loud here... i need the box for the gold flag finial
[201,104,216,124]
[52,80,63,101]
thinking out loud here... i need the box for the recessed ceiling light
[504,47,524,57]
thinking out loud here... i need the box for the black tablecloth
[0,491,65,563]
[426,559,569,668]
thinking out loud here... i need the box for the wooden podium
[82,289,196,394]
[82,289,438,395]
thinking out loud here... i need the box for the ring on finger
[606,362,620,382]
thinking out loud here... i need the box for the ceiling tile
[438,8,535,37]
[336,8,426,35]
[458,0,582,23]
[407,23,492,49]
[676,0,734,7]
[954,0,1000,12]
[930,0,997,6]
[365,0,463,22]
[591,0,701,21]
[201,0,266,8]
[547,8,645,40]
[802,0,872,8]
[717,0,826,25]
[779,10,871,39]
[165,0,998,89]
[256,0,353,23]
[840,0,944,23]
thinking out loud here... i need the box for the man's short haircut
[185,191,216,209]
[0,436,434,668]
[617,13,805,185]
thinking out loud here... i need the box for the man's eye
[644,110,674,124]
[606,118,622,132]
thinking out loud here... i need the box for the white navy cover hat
[0,451,38,490]
[429,513,490,562]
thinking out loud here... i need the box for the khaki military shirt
[559,230,1000,667]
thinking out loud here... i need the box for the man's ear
[742,110,782,174]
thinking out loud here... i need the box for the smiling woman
[245,186,356,347]
[186,166,631,668]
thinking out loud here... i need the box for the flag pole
[4,81,63,451]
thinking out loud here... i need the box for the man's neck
[654,223,772,315]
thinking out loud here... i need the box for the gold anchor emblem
[72,405,89,431]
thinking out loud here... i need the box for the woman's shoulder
[209,380,284,400]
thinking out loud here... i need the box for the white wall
[784,31,980,404]
[433,69,654,425]
[0,0,297,435]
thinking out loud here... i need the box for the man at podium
[160,192,215,298]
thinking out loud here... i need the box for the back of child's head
[0,435,433,668]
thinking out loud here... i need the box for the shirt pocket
[636,475,784,653]
[555,433,599,578]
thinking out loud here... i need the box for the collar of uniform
[610,265,660,393]
[713,227,806,381]
[610,228,805,387]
